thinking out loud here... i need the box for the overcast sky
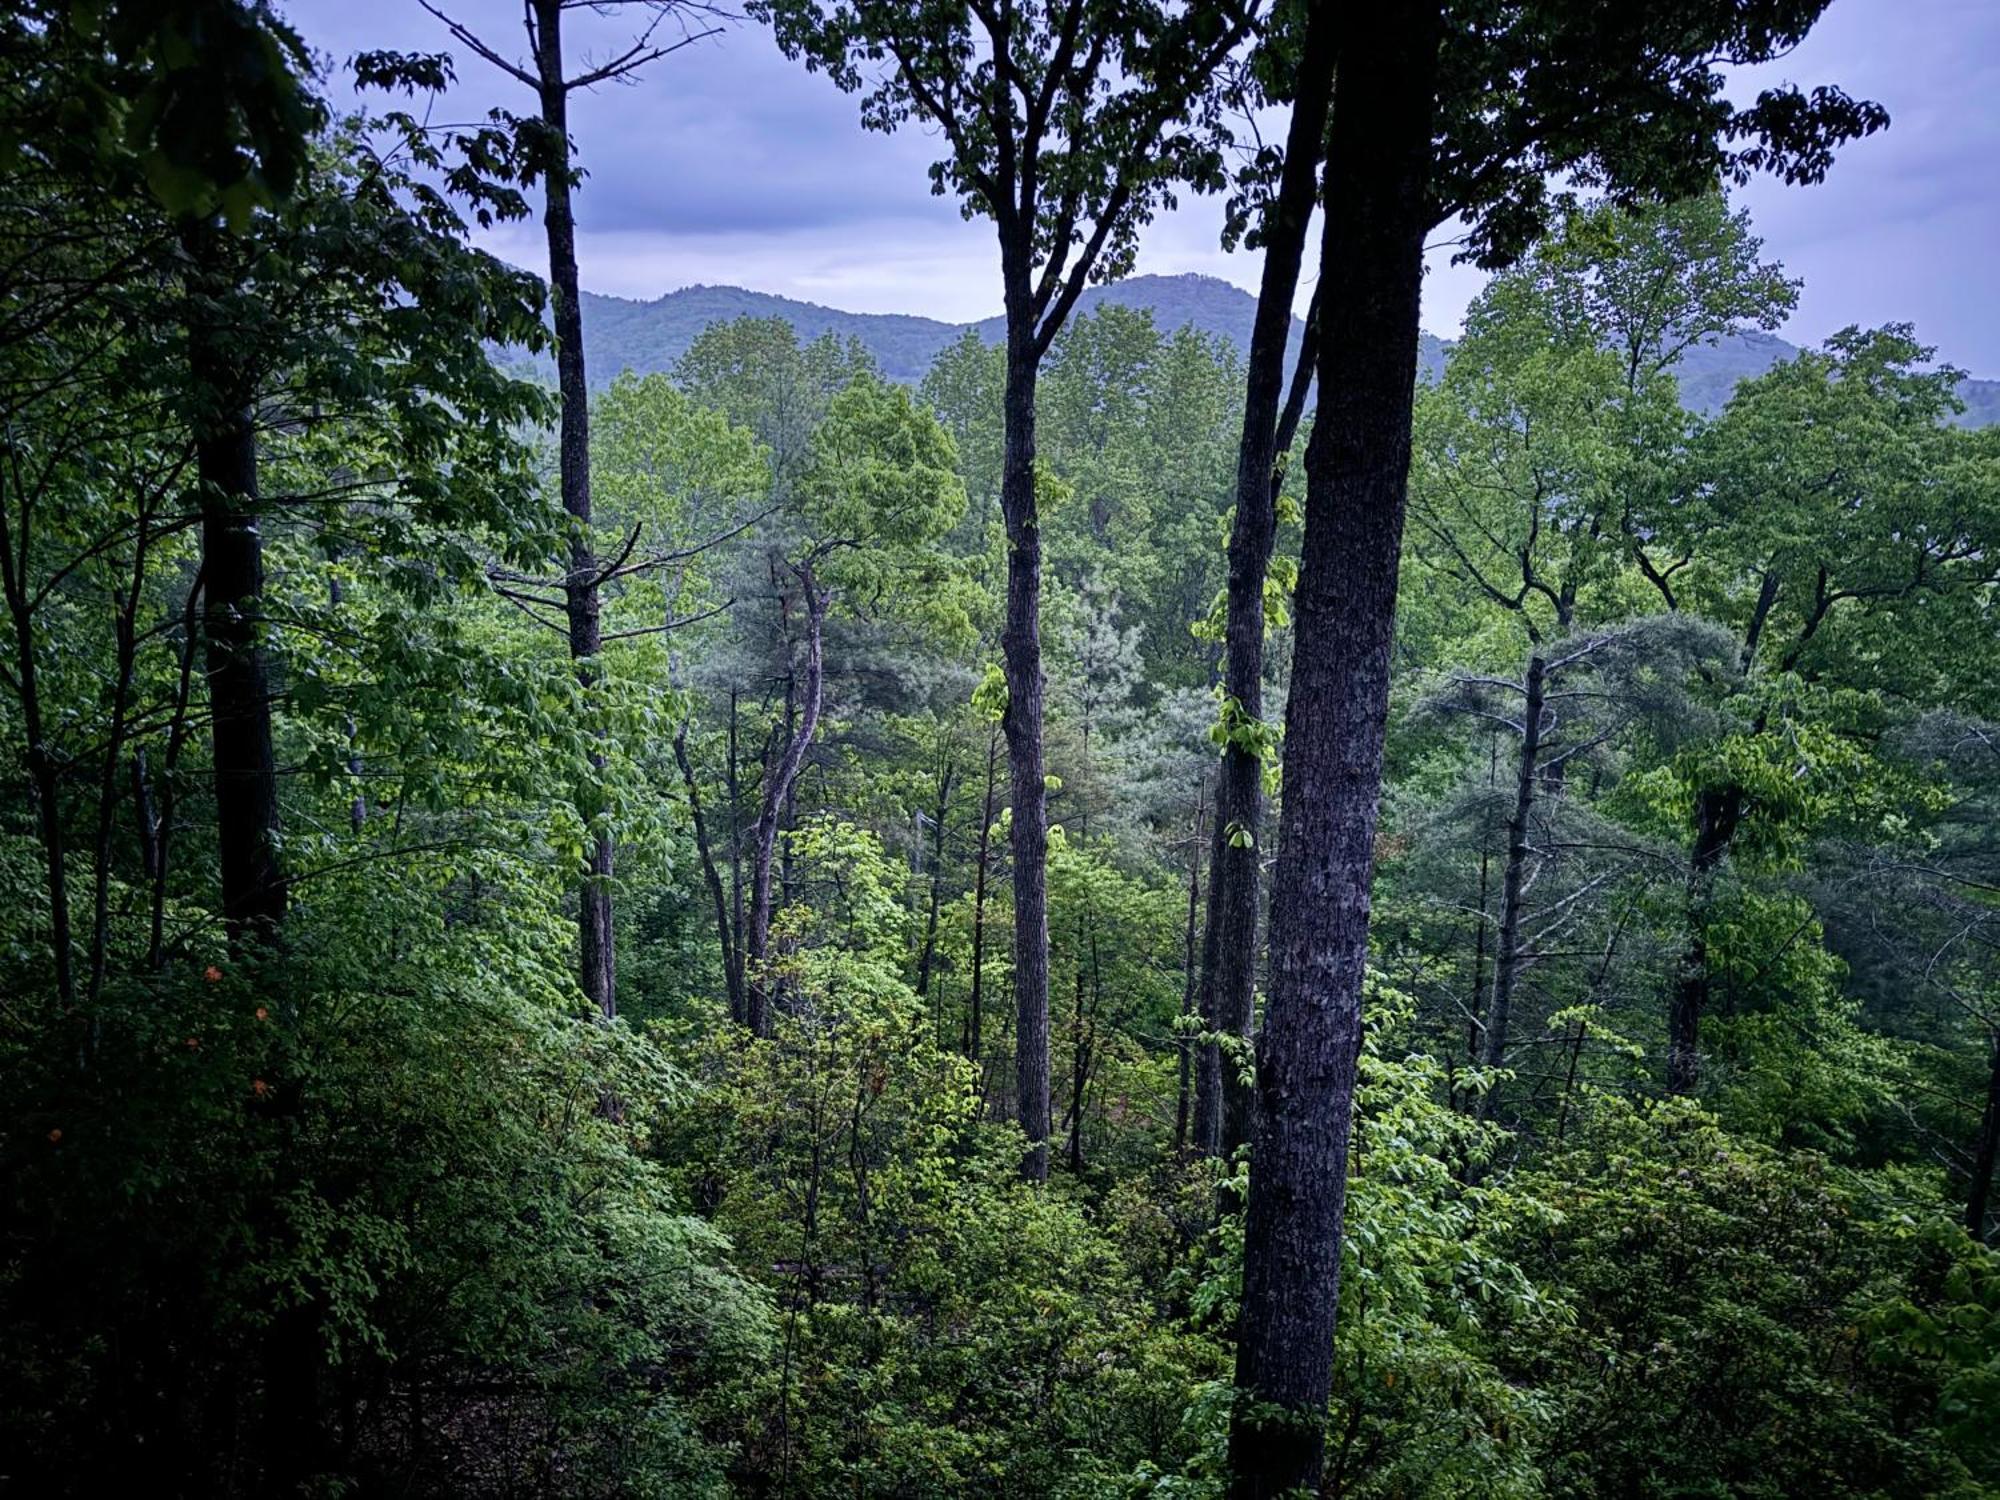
[288,0,2000,372]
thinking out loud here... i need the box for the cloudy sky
[289,0,2000,372]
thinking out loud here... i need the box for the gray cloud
[288,0,2000,369]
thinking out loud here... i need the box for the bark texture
[1194,0,1337,1158]
[186,235,286,948]
[1000,327,1053,1179]
[1228,4,1441,1491]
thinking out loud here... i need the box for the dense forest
[3,0,1998,1496]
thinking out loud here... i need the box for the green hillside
[498,270,1996,425]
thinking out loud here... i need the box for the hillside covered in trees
[3,2,1998,1497]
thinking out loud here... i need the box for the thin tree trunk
[916,754,955,997]
[1228,4,1441,1492]
[1065,928,1090,1174]
[966,727,999,1062]
[1463,751,1493,1110]
[532,0,614,1020]
[747,565,826,1036]
[729,687,745,987]
[1968,1028,2000,1243]
[999,311,1052,1181]
[148,570,204,971]
[675,718,743,1022]
[1177,787,1207,1156]
[1668,782,1742,1093]
[1478,649,1546,1119]
[1195,1,1337,1158]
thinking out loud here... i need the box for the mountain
[510,272,1995,425]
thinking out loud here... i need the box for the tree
[757,0,1258,1178]
[1192,0,1334,1159]
[1229,1,1885,1489]
[1655,328,1998,1091]
[421,0,722,1018]
[741,376,965,1035]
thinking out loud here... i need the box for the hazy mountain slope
[512,272,1994,424]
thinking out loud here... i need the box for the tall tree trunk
[676,719,743,1022]
[186,222,314,1490]
[915,754,955,997]
[747,565,827,1036]
[186,232,287,949]
[729,687,745,988]
[1195,0,1337,1158]
[966,727,999,1062]
[533,0,614,1019]
[1228,4,1441,1493]
[148,572,204,971]
[1968,1028,2000,1243]
[1668,783,1742,1093]
[999,310,1053,1180]
[1478,649,1546,1119]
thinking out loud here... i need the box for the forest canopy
[1,1,1996,1496]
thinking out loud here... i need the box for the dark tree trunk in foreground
[187,222,314,1489]
[747,566,827,1036]
[531,0,615,1019]
[186,234,286,948]
[1228,4,1441,1493]
[1000,317,1053,1180]
[1969,1029,2000,1243]
[1478,649,1546,1119]
[1195,0,1337,1161]
[1668,782,1742,1092]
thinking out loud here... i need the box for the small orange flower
[46,1128,61,1145]
[254,1006,269,1022]
[251,1079,269,1098]
[185,1036,200,1050]
[204,965,223,983]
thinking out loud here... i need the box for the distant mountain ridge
[515,271,1997,426]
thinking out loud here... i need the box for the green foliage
[1496,1095,1995,1499]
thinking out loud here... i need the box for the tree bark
[532,0,614,1019]
[999,309,1053,1180]
[1228,3,1441,1493]
[747,564,827,1036]
[1196,0,1337,1162]
[1478,649,1546,1119]
[186,231,287,950]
